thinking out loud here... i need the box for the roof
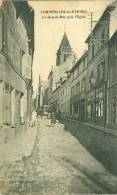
[70,51,88,73]
[109,30,117,43]
[59,32,72,51]
[48,70,53,80]
[13,1,34,53]
[85,1,116,43]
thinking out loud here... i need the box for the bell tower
[56,32,73,66]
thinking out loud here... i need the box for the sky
[29,0,113,91]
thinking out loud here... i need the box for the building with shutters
[0,1,34,140]
[85,1,117,127]
[85,8,110,126]
[70,51,88,121]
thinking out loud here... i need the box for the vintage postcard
[0,0,117,194]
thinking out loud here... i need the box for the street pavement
[0,118,117,195]
[64,119,117,176]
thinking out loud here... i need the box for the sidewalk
[0,124,38,166]
[65,118,117,136]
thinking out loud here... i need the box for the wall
[108,33,117,127]
[0,1,33,142]
[53,55,74,90]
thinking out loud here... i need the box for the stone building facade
[85,8,110,126]
[70,52,87,121]
[0,1,34,142]
[85,1,117,126]
[59,75,71,119]
[108,31,117,128]
[49,87,60,113]
[37,75,49,110]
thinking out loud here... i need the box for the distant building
[49,86,60,113]
[37,75,49,110]
[56,32,73,66]
[47,69,53,105]
[70,52,87,121]
[53,32,76,90]
[59,73,71,119]
[48,32,77,112]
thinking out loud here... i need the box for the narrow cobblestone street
[0,118,117,195]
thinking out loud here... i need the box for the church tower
[56,32,73,66]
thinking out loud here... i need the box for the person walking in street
[58,110,61,121]
[50,112,56,127]
[31,110,37,126]
[40,109,43,118]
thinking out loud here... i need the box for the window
[115,41,117,55]
[112,96,117,124]
[71,87,73,97]
[64,54,67,62]
[97,61,105,83]
[66,87,67,96]
[4,84,11,124]
[2,12,5,51]
[96,92,104,120]
[81,77,86,92]
[76,82,80,94]
[92,43,94,58]
[74,69,77,79]
[101,29,105,47]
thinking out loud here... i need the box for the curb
[63,118,117,137]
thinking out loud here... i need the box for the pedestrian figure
[31,110,37,126]
[40,109,43,118]
[50,112,56,126]
[58,110,61,121]
[48,112,51,119]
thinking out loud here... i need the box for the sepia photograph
[0,0,117,194]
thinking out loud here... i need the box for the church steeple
[59,32,72,51]
[56,32,73,66]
